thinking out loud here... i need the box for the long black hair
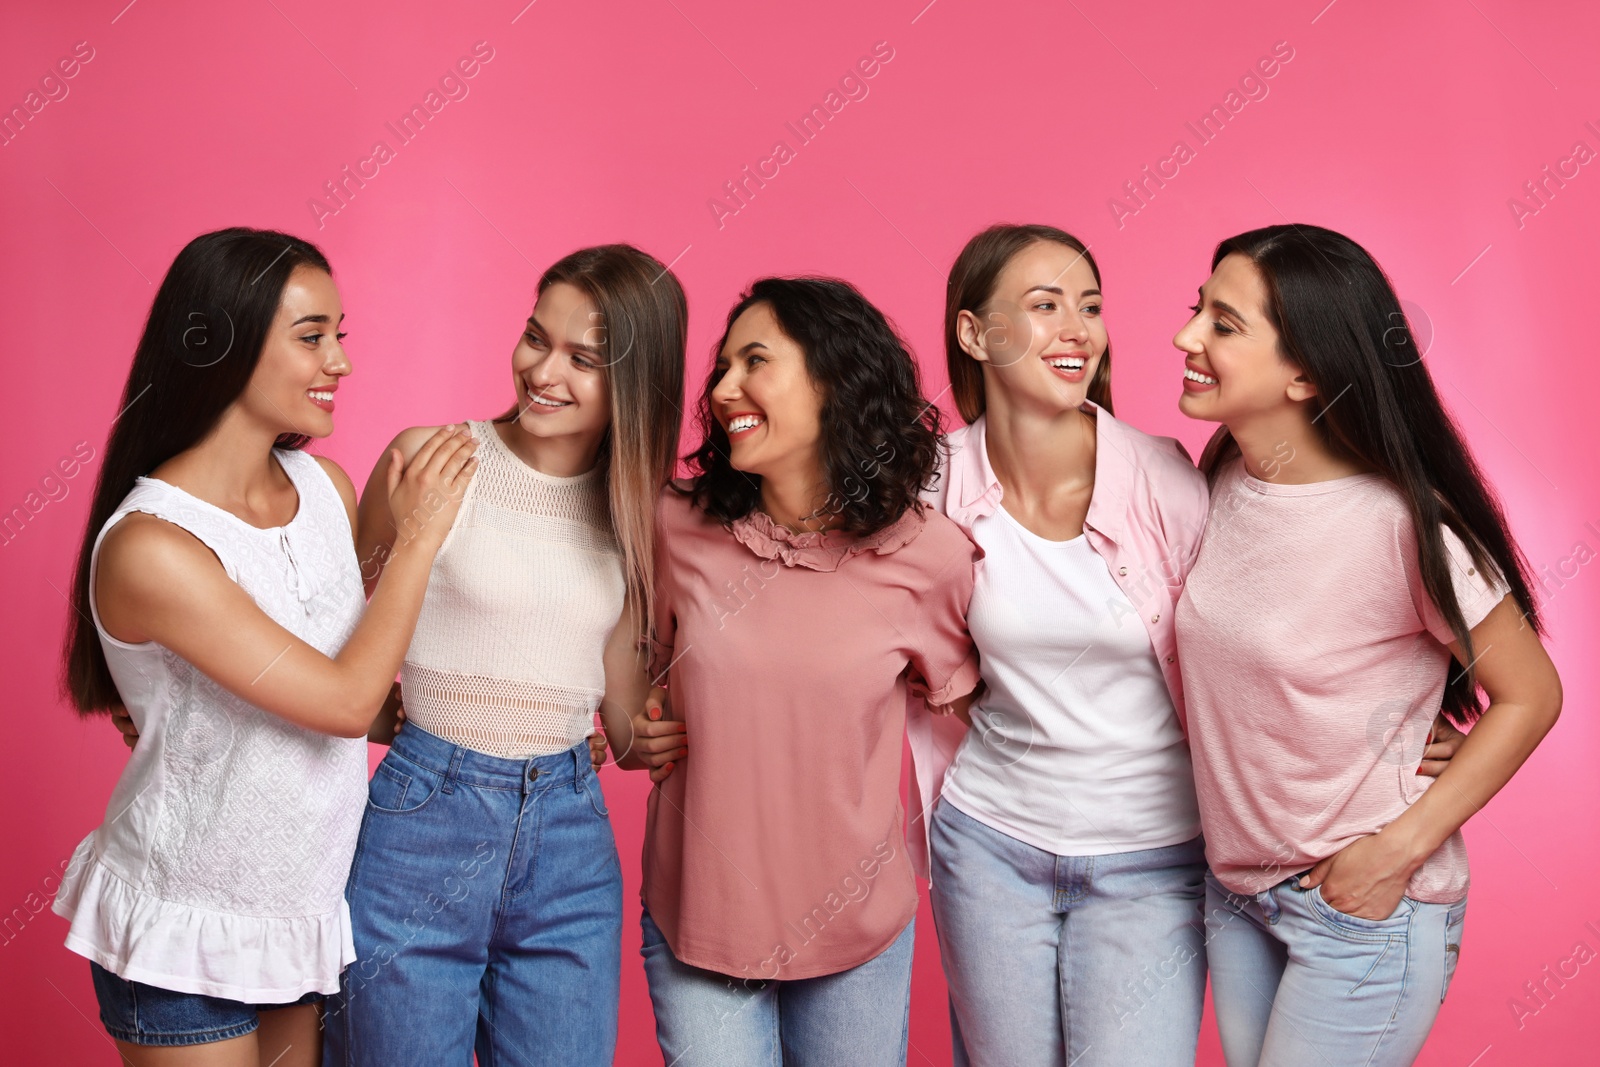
[1200,223,1538,724]
[685,276,942,537]
[64,227,333,713]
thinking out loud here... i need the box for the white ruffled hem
[52,837,356,1003]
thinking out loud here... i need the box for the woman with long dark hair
[323,245,688,1066]
[638,277,980,1065]
[53,227,476,1065]
[1174,223,1561,1064]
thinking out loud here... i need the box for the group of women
[52,218,1561,1067]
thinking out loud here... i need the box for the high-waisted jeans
[323,723,622,1066]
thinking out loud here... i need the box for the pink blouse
[643,488,980,981]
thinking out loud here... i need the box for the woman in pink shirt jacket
[911,224,1211,1067]
[638,276,982,1066]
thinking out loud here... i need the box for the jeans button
[527,767,541,783]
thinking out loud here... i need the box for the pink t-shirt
[643,489,980,980]
[1176,459,1508,902]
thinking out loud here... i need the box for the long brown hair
[944,223,1113,423]
[498,245,687,628]
[64,228,331,714]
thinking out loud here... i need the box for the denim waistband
[389,721,593,791]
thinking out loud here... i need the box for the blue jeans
[639,908,915,1066]
[322,724,622,1066]
[929,798,1207,1067]
[1205,869,1467,1066]
[89,961,322,1047]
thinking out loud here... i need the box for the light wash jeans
[323,724,622,1066]
[1204,869,1467,1067]
[929,798,1207,1067]
[639,909,915,1066]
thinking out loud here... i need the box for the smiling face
[1174,252,1311,426]
[710,301,826,483]
[958,239,1107,414]
[510,280,613,445]
[240,265,349,439]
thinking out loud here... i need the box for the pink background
[4,1,1597,1063]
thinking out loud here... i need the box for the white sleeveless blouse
[53,448,369,1002]
[401,420,625,758]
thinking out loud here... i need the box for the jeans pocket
[1441,899,1467,1003]
[1306,884,1414,938]
[366,752,441,815]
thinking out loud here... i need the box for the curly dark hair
[685,276,942,537]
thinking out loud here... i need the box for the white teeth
[529,392,568,407]
[308,390,333,402]
[1047,357,1086,370]
[1185,368,1218,385]
[728,415,764,433]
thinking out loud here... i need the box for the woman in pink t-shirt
[638,276,981,1066]
[1173,223,1562,1066]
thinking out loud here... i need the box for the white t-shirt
[942,505,1201,856]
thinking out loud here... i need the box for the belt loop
[573,743,583,793]
[442,747,465,795]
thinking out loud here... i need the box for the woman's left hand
[1298,829,1421,920]
[589,731,608,770]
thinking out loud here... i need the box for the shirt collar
[729,505,926,572]
[948,400,1134,543]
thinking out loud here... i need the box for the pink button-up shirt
[906,402,1210,875]
[644,488,980,980]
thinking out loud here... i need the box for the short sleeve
[905,530,981,706]
[1412,525,1512,646]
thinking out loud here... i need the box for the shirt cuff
[914,650,980,708]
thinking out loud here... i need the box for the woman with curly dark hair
[635,276,981,1065]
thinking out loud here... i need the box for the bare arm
[595,595,687,780]
[930,686,982,727]
[1302,595,1562,917]
[96,427,478,739]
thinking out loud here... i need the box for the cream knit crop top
[401,420,626,758]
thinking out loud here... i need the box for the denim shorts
[89,961,323,1047]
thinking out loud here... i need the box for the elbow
[336,714,373,740]
[1542,674,1564,730]
[332,695,378,739]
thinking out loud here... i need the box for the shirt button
[1165,655,1175,664]
[1151,613,1161,624]
[1118,567,1128,576]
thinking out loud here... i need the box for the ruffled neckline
[728,506,926,572]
